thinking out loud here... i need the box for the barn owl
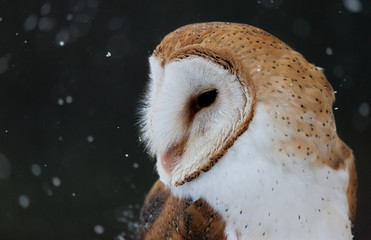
[137,22,357,240]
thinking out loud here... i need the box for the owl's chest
[172,129,352,239]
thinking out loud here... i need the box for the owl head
[139,22,351,189]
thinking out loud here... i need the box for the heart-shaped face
[141,54,252,186]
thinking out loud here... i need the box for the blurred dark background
[0,0,370,239]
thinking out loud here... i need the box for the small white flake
[94,225,104,235]
[343,0,362,13]
[58,136,63,141]
[116,234,125,240]
[359,102,370,117]
[4,130,8,133]
[325,47,333,55]
[87,135,94,143]
[0,153,11,179]
[19,195,30,208]
[52,177,61,187]
[47,189,53,196]
[334,107,339,110]
[106,51,111,57]
[257,68,261,72]
[66,14,73,21]
[133,162,139,169]
[40,2,52,15]
[65,95,73,104]
[58,41,65,47]
[24,14,38,31]
[125,154,129,158]
[72,192,76,197]
[31,163,42,176]
[334,90,337,94]
[57,98,64,105]
[0,17,3,22]
[116,126,120,129]
[0,56,9,74]
[38,16,55,31]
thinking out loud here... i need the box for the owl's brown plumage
[137,180,226,240]
[138,22,357,239]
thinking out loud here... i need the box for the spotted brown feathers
[137,180,226,240]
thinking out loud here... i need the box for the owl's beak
[160,150,176,174]
[160,138,188,174]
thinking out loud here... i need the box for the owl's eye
[195,89,218,109]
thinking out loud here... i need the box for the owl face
[141,55,251,186]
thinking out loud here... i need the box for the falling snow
[0,153,11,179]
[65,95,73,104]
[117,205,140,237]
[42,182,53,196]
[19,195,30,208]
[343,0,362,13]
[87,135,94,143]
[115,234,126,240]
[52,177,61,187]
[38,17,55,32]
[57,98,64,105]
[94,225,104,235]
[40,2,52,15]
[0,57,9,74]
[106,51,112,57]
[66,14,73,21]
[31,163,42,176]
[325,47,333,55]
[359,102,370,117]
[24,14,38,31]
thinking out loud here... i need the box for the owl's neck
[170,104,352,240]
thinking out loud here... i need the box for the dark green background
[0,0,370,239]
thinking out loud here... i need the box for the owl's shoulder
[137,179,226,240]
